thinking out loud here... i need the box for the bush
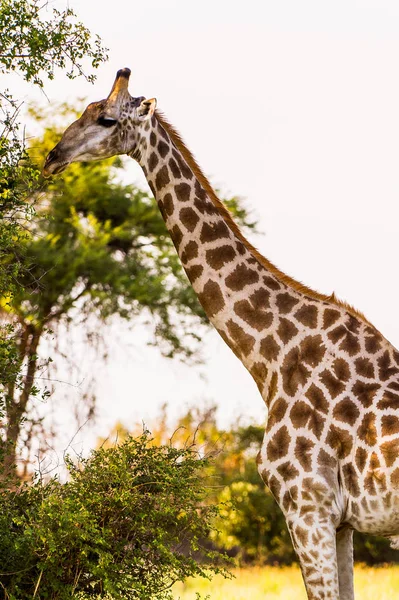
[0,432,229,599]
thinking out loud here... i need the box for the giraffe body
[43,69,399,600]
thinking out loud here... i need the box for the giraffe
[43,68,399,600]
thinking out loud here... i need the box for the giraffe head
[42,68,156,177]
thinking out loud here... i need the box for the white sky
[9,0,399,459]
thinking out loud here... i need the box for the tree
[0,431,229,599]
[0,0,108,294]
[0,0,108,476]
[0,105,257,476]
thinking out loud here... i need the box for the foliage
[0,431,230,599]
[0,0,108,295]
[0,0,107,87]
[0,0,108,477]
[99,406,296,565]
[213,481,293,564]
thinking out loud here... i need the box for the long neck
[133,114,319,400]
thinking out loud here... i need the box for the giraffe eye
[98,116,117,128]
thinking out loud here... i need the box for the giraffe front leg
[336,528,354,600]
[287,514,340,600]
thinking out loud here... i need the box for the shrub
[0,432,229,599]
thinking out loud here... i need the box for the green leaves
[0,432,230,599]
[0,0,107,474]
[0,1,108,87]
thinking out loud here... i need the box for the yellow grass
[173,565,399,600]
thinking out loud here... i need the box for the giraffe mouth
[42,160,69,178]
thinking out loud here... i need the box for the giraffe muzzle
[42,147,69,178]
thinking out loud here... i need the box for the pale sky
[9,0,399,460]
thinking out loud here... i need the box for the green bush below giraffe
[0,431,230,599]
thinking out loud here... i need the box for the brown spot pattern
[179,207,199,232]
[251,362,268,391]
[263,276,280,290]
[333,399,360,426]
[282,348,311,396]
[205,245,236,270]
[171,225,183,250]
[342,463,360,497]
[194,197,218,215]
[328,324,347,343]
[200,221,230,243]
[163,193,174,215]
[234,300,273,331]
[340,331,361,356]
[267,425,290,461]
[378,390,399,410]
[260,335,280,362]
[378,351,399,381]
[323,308,341,329]
[195,180,206,200]
[181,240,198,263]
[226,319,255,356]
[355,357,375,379]
[197,280,225,316]
[300,335,326,367]
[267,372,278,406]
[158,141,169,158]
[148,152,159,170]
[391,469,399,487]
[267,397,288,428]
[185,264,203,282]
[250,288,270,309]
[352,380,380,408]
[276,292,299,314]
[332,357,351,381]
[381,415,399,437]
[381,439,399,467]
[358,413,377,446]
[225,263,259,291]
[319,369,345,398]
[391,468,399,487]
[305,384,329,414]
[290,401,324,439]
[174,182,191,202]
[155,165,170,190]
[364,471,378,496]
[277,318,299,343]
[277,461,299,480]
[295,304,318,328]
[295,437,315,471]
[326,425,353,458]
[318,448,337,469]
[365,332,383,354]
[169,157,181,178]
[173,150,193,178]
[355,447,368,472]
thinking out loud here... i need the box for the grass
[173,565,399,599]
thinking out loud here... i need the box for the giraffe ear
[138,98,157,120]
